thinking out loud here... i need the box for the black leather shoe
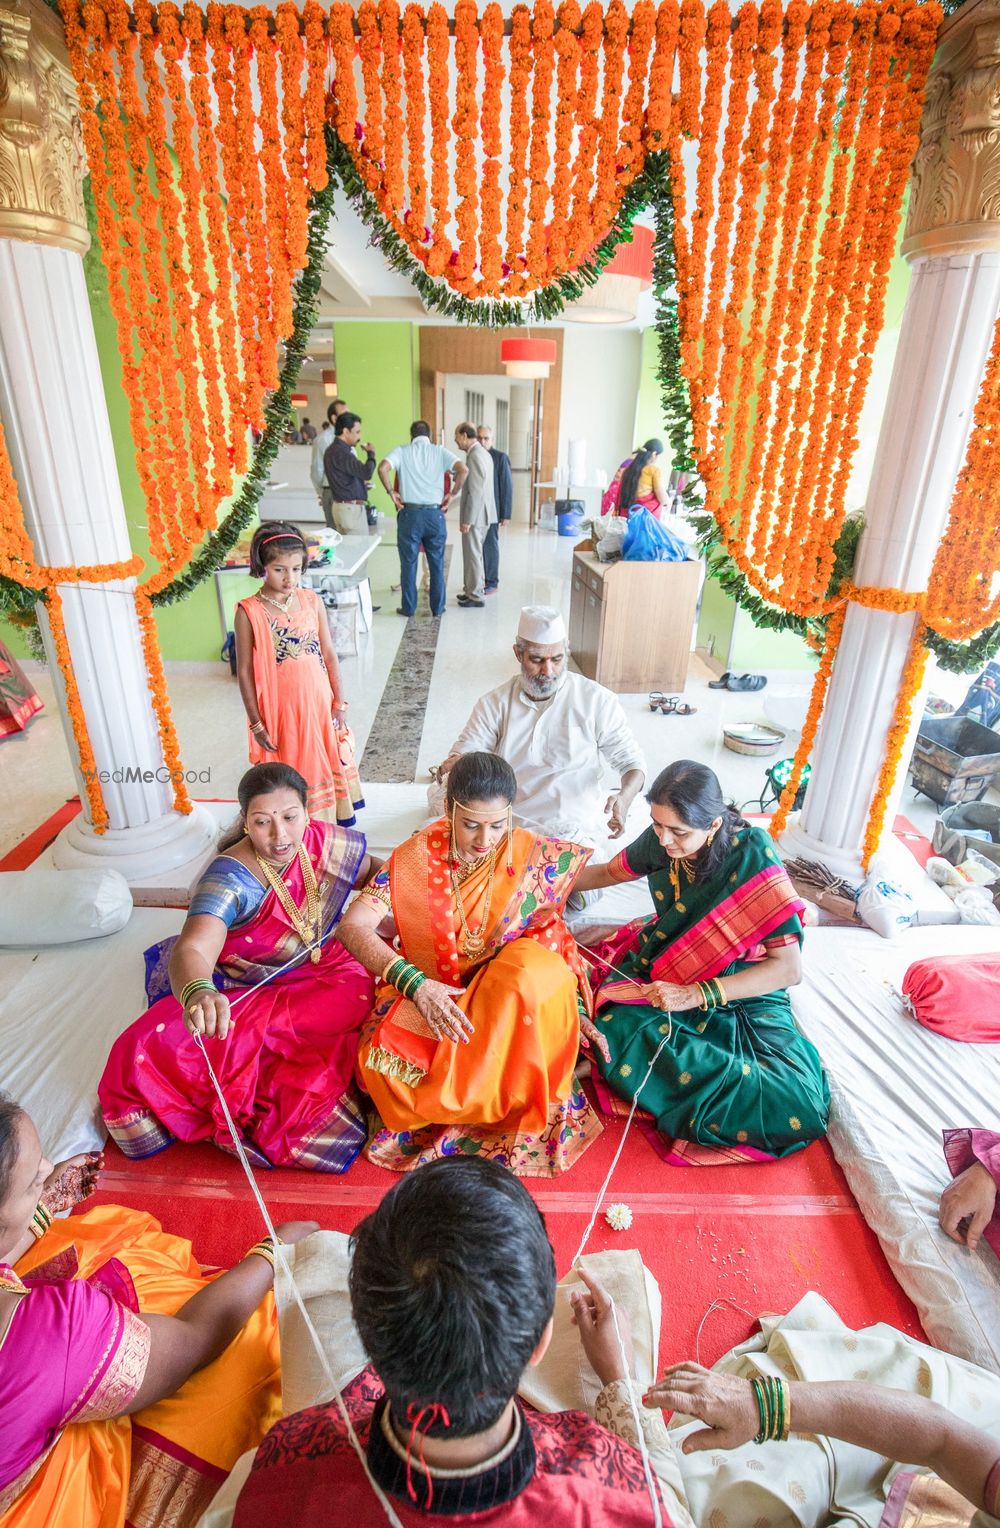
[457,595,485,608]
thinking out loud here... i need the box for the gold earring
[706,826,717,847]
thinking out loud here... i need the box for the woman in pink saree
[99,763,378,1172]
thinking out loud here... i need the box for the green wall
[633,326,663,448]
[333,321,419,518]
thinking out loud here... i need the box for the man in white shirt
[310,398,349,527]
[378,422,468,618]
[438,605,646,844]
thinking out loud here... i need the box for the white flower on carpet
[605,1202,633,1232]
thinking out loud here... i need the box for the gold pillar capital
[904,0,1000,259]
[0,0,87,254]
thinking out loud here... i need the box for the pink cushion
[902,952,1000,1042]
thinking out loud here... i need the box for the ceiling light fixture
[500,337,557,379]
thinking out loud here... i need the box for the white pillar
[779,253,1000,879]
[779,0,1000,881]
[0,0,214,879]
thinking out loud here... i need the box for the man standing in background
[310,398,349,528]
[477,422,513,595]
[453,422,496,609]
[378,422,467,619]
[324,412,376,535]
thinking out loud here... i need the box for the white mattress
[792,922,1000,1372]
[1,907,183,1161]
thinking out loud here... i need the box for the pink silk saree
[99,819,374,1172]
[0,1253,150,1514]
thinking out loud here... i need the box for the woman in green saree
[576,760,828,1161]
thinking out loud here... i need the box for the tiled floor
[0,523,980,861]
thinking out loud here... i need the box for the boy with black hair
[231,1158,681,1524]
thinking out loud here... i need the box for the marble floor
[0,522,977,862]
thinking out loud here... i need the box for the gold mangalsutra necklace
[667,855,696,903]
[258,589,297,615]
[253,843,322,962]
[450,845,498,958]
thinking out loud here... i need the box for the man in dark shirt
[323,412,377,534]
[477,424,514,593]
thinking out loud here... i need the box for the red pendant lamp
[500,337,557,379]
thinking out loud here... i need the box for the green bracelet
[179,978,215,1009]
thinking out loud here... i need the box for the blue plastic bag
[621,506,689,562]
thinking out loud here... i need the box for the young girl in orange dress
[235,523,364,826]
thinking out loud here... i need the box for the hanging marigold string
[4,0,961,862]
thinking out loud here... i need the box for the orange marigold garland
[566,0,605,266]
[161,3,232,504]
[591,0,628,250]
[210,1,262,433]
[134,592,194,818]
[44,590,110,831]
[329,2,359,146]
[927,304,1000,641]
[379,0,406,219]
[453,0,480,284]
[401,3,429,239]
[186,1,246,474]
[505,4,533,290]
[550,0,581,274]
[769,603,846,840]
[276,3,309,274]
[526,0,555,280]
[479,2,505,287]
[426,3,452,277]
[302,1,329,192]
[862,620,929,867]
[357,1,384,184]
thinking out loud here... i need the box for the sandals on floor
[649,695,697,716]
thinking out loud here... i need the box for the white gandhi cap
[517,605,567,646]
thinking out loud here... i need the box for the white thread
[193,901,669,1525]
[694,1297,757,1368]
[193,1033,406,1528]
[611,1300,663,1528]
[575,940,646,990]
[569,1024,672,1272]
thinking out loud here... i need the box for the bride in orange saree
[338,753,605,1175]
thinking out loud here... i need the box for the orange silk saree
[358,823,602,1176]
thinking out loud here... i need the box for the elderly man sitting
[437,605,646,847]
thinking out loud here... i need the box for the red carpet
[88,1106,922,1372]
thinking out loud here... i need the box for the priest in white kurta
[438,605,646,846]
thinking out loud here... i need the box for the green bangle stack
[383,957,427,1001]
[696,978,726,1012]
[179,978,215,1009]
[751,1375,791,1443]
[29,1202,53,1242]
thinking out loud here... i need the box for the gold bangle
[247,1236,275,1270]
[714,978,728,1007]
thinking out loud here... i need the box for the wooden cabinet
[567,545,701,693]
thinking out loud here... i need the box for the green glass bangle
[180,978,215,1008]
[755,1381,770,1448]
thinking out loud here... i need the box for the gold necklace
[253,843,322,962]
[258,589,296,615]
[667,855,696,902]
[449,843,498,958]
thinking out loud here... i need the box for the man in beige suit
[454,421,497,609]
